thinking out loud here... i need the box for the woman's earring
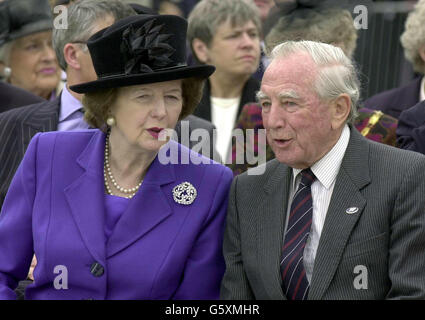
[106,116,116,127]
[2,67,11,79]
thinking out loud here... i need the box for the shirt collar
[59,84,83,121]
[292,124,350,190]
[420,76,425,102]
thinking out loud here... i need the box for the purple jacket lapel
[64,130,107,265]
[64,130,177,262]
[106,152,175,258]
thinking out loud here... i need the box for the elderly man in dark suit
[363,0,425,119]
[220,40,425,300]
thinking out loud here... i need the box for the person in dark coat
[0,82,44,113]
[363,77,422,120]
[363,0,425,119]
[397,100,425,153]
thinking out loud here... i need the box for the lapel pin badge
[173,181,197,205]
[346,207,359,215]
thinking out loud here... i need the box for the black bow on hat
[70,14,214,94]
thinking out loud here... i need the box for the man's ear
[191,38,210,64]
[330,93,351,130]
[63,43,81,70]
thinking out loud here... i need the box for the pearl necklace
[104,132,143,199]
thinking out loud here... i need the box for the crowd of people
[1,0,425,300]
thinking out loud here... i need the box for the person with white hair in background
[0,0,62,103]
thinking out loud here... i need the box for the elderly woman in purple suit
[0,14,233,300]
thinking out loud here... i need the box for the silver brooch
[172,182,197,205]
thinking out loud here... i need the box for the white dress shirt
[420,76,425,102]
[285,124,350,283]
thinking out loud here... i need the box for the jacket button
[90,262,104,277]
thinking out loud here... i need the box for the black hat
[0,0,53,47]
[70,14,214,93]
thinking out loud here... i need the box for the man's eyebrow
[256,90,300,102]
[256,91,268,101]
[278,90,300,100]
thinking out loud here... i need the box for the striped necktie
[281,168,316,300]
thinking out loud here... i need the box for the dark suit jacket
[193,77,260,122]
[397,100,425,153]
[0,97,60,210]
[0,98,218,210]
[221,126,425,299]
[0,82,44,113]
[363,77,422,119]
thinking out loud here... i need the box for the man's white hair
[270,40,360,124]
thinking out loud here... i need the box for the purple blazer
[0,129,233,300]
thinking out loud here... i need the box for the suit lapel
[64,130,107,265]
[106,145,176,258]
[308,128,371,300]
[21,96,60,154]
[256,160,291,299]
